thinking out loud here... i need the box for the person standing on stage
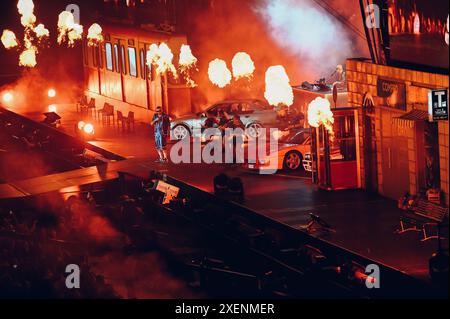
[151,106,171,163]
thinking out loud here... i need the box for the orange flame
[146,43,178,79]
[34,23,49,39]
[208,59,232,88]
[19,47,37,67]
[232,52,255,80]
[87,23,104,46]
[308,97,335,139]
[264,65,294,107]
[178,44,198,87]
[17,0,36,28]
[1,30,19,49]
[57,11,83,47]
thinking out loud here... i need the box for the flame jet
[208,59,232,88]
[179,44,198,87]
[87,23,104,46]
[232,52,255,80]
[146,43,178,79]
[57,11,83,47]
[264,65,293,107]
[1,30,19,49]
[308,97,335,140]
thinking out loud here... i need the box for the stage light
[83,123,95,135]
[3,92,13,103]
[48,88,57,98]
[77,121,86,130]
[48,104,57,113]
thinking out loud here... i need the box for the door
[381,136,410,199]
[364,115,378,192]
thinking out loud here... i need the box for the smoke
[187,0,367,111]
[255,0,354,77]
[0,62,83,114]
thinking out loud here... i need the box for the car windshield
[279,131,310,144]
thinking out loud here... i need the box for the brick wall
[346,59,449,205]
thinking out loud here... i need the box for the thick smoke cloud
[255,0,355,77]
[188,0,367,110]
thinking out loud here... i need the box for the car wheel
[246,122,264,138]
[283,151,303,171]
[172,124,191,140]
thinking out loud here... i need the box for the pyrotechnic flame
[57,11,83,47]
[232,52,255,80]
[178,44,198,87]
[19,47,37,67]
[146,43,178,79]
[308,97,335,139]
[34,24,49,39]
[208,59,232,88]
[17,0,36,28]
[1,30,19,49]
[87,23,104,46]
[264,65,294,107]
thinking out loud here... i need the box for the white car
[171,99,278,140]
[246,129,312,172]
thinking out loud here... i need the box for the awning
[392,109,429,128]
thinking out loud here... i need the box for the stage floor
[5,104,449,284]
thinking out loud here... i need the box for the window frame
[105,43,114,71]
[128,47,138,77]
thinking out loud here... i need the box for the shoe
[162,158,169,163]
[155,158,163,163]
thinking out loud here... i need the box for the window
[105,43,113,71]
[114,44,120,73]
[121,45,127,75]
[128,47,137,77]
[140,49,146,80]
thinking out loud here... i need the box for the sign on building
[428,89,449,121]
[377,78,407,111]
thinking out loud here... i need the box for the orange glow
[264,65,294,107]
[2,92,14,103]
[48,89,56,98]
[208,58,232,88]
[232,52,255,80]
[48,104,57,113]
[87,23,103,46]
[1,30,19,49]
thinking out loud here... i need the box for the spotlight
[83,123,95,135]
[2,92,13,103]
[48,89,56,98]
[76,121,95,139]
[77,121,86,130]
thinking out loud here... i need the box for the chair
[76,95,88,113]
[117,111,127,132]
[103,104,115,126]
[127,111,135,132]
[86,98,96,119]
[97,103,110,123]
